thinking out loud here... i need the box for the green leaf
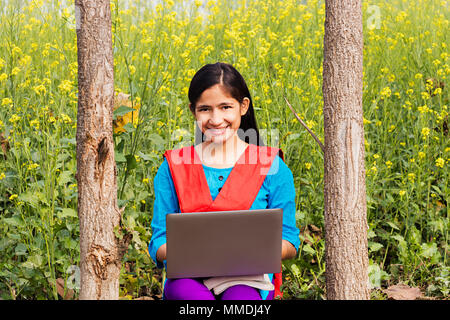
[115,151,126,163]
[58,208,77,219]
[125,215,136,229]
[148,133,165,146]
[15,243,27,256]
[369,241,383,252]
[113,225,123,240]
[125,154,137,171]
[368,262,389,289]
[57,170,72,187]
[302,243,315,255]
[137,151,156,161]
[421,243,438,259]
[386,221,399,230]
[113,105,135,119]
[4,216,24,227]
[28,254,43,268]
[123,122,136,133]
[290,264,301,277]
[18,191,39,208]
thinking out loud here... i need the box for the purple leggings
[164,278,275,300]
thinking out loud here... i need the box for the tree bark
[322,0,369,299]
[75,0,130,300]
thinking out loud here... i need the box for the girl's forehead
[197,85,237,104]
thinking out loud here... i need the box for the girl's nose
[208,109,223,126]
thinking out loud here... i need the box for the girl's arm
[267,156,301,259]
[148,159,180,268]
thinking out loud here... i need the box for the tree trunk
[322,0,369,299]
[75,0,130,300]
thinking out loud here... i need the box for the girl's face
[191,84,249,144]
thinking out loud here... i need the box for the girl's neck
[195,134,249,168]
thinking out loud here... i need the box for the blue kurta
[148,154,300,299]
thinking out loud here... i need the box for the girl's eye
[223,105,232,109]
[198,107,209,112]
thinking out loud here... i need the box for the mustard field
[0,0,448,299]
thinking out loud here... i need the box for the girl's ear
[240,97,250,116]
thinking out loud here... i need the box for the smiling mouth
[206,126,229,135]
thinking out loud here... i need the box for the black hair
[188,62,265,146]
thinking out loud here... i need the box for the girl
[148,62,300,300]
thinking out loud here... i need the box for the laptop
[166,208,282,279]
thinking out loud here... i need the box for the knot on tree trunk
[87,244,114,281]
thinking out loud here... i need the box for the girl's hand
[156,243,167,263]
[281,240,297,260]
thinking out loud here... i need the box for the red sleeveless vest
[163,144,284,299]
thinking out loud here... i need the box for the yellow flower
[0,73,7,82]
[418,151,425,159]
[33,84,47,95]
[435,157,445,168]
[305,162,312,170]
[408,173,415,182]
[11,46,22,57]
[27,162,39,170]
[9,114,21,124]
[306,120,315,129]
[432,59,441,67]
[9,194,18,201]
[380,86,391,98]
[415,73,423,79]
[11,67,20,76]
[129,65,136,75]
[61,113,72,124]
[2,98,13,106]
[68,183,77,190]
[58,80,73,93]
[113,92,140,134]
[0,172,5,180]
[418,105,430,113]
[421,92,430,100]
[142,178,149,184]
[385,161,392,168]
[399,190,406,197]
[421,127,430,139]
[30,119,40,130]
